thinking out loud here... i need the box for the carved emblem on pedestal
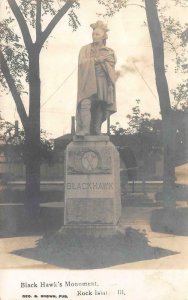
[67,147,112,174]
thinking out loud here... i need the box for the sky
[0,0,187,138]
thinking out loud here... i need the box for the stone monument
[62,21,121,235]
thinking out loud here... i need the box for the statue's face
[92,28,105,43]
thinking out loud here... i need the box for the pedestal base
[58,224,123,238]
[64,135,121,227]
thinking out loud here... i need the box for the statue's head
[90,20,109,45]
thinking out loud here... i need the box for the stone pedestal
[63,135,121,232]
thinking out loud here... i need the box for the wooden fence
[0,161,64,180]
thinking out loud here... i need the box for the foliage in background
[158,1,188,109]
[171,79,188,110]
[0,116,53,163]
[110,99,163,158]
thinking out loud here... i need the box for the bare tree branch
[182,28,188,44]
[0,49,28,129]
[145,0,171,114]
[7,0,33,52]
[126,3,145,9]
[36,0,42,43]
[39,0,74,48]
[163,40,179,60]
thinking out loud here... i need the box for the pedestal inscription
[66,175,114,198]
[64,136,121,225]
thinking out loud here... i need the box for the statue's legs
[76,99,106,136]
[76,98,91,136]
[90,101,105,135]
[93,102,104,135]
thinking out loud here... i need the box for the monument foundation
[61,135,121,235]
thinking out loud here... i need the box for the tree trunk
[25,126,40,220]
[145,0,176,207]
[24,47,41,224]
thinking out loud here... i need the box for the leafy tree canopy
[0,0,80,94]
[0,116,53,163]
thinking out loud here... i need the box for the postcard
[0,0,188,299]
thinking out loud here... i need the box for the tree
[158,4,188,110]
[111,100,163,180]
[110,122,127,136]
[0,0,79,220]
[97,0,187,207]
[144,0,176,207]
[0,118,53,164]
[171,79,188,110]
[110,99,162,137]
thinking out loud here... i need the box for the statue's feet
[76,131,89,137]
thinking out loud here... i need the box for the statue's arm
[101,50,117,85]
[95,49,116,66]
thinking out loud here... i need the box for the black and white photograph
[0,0,188,299]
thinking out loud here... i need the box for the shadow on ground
[0,205,63,238]
[150,208,188,236]
[155,184,188,202]
[12,227,177,269]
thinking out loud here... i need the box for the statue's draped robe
[76,43,117,132]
